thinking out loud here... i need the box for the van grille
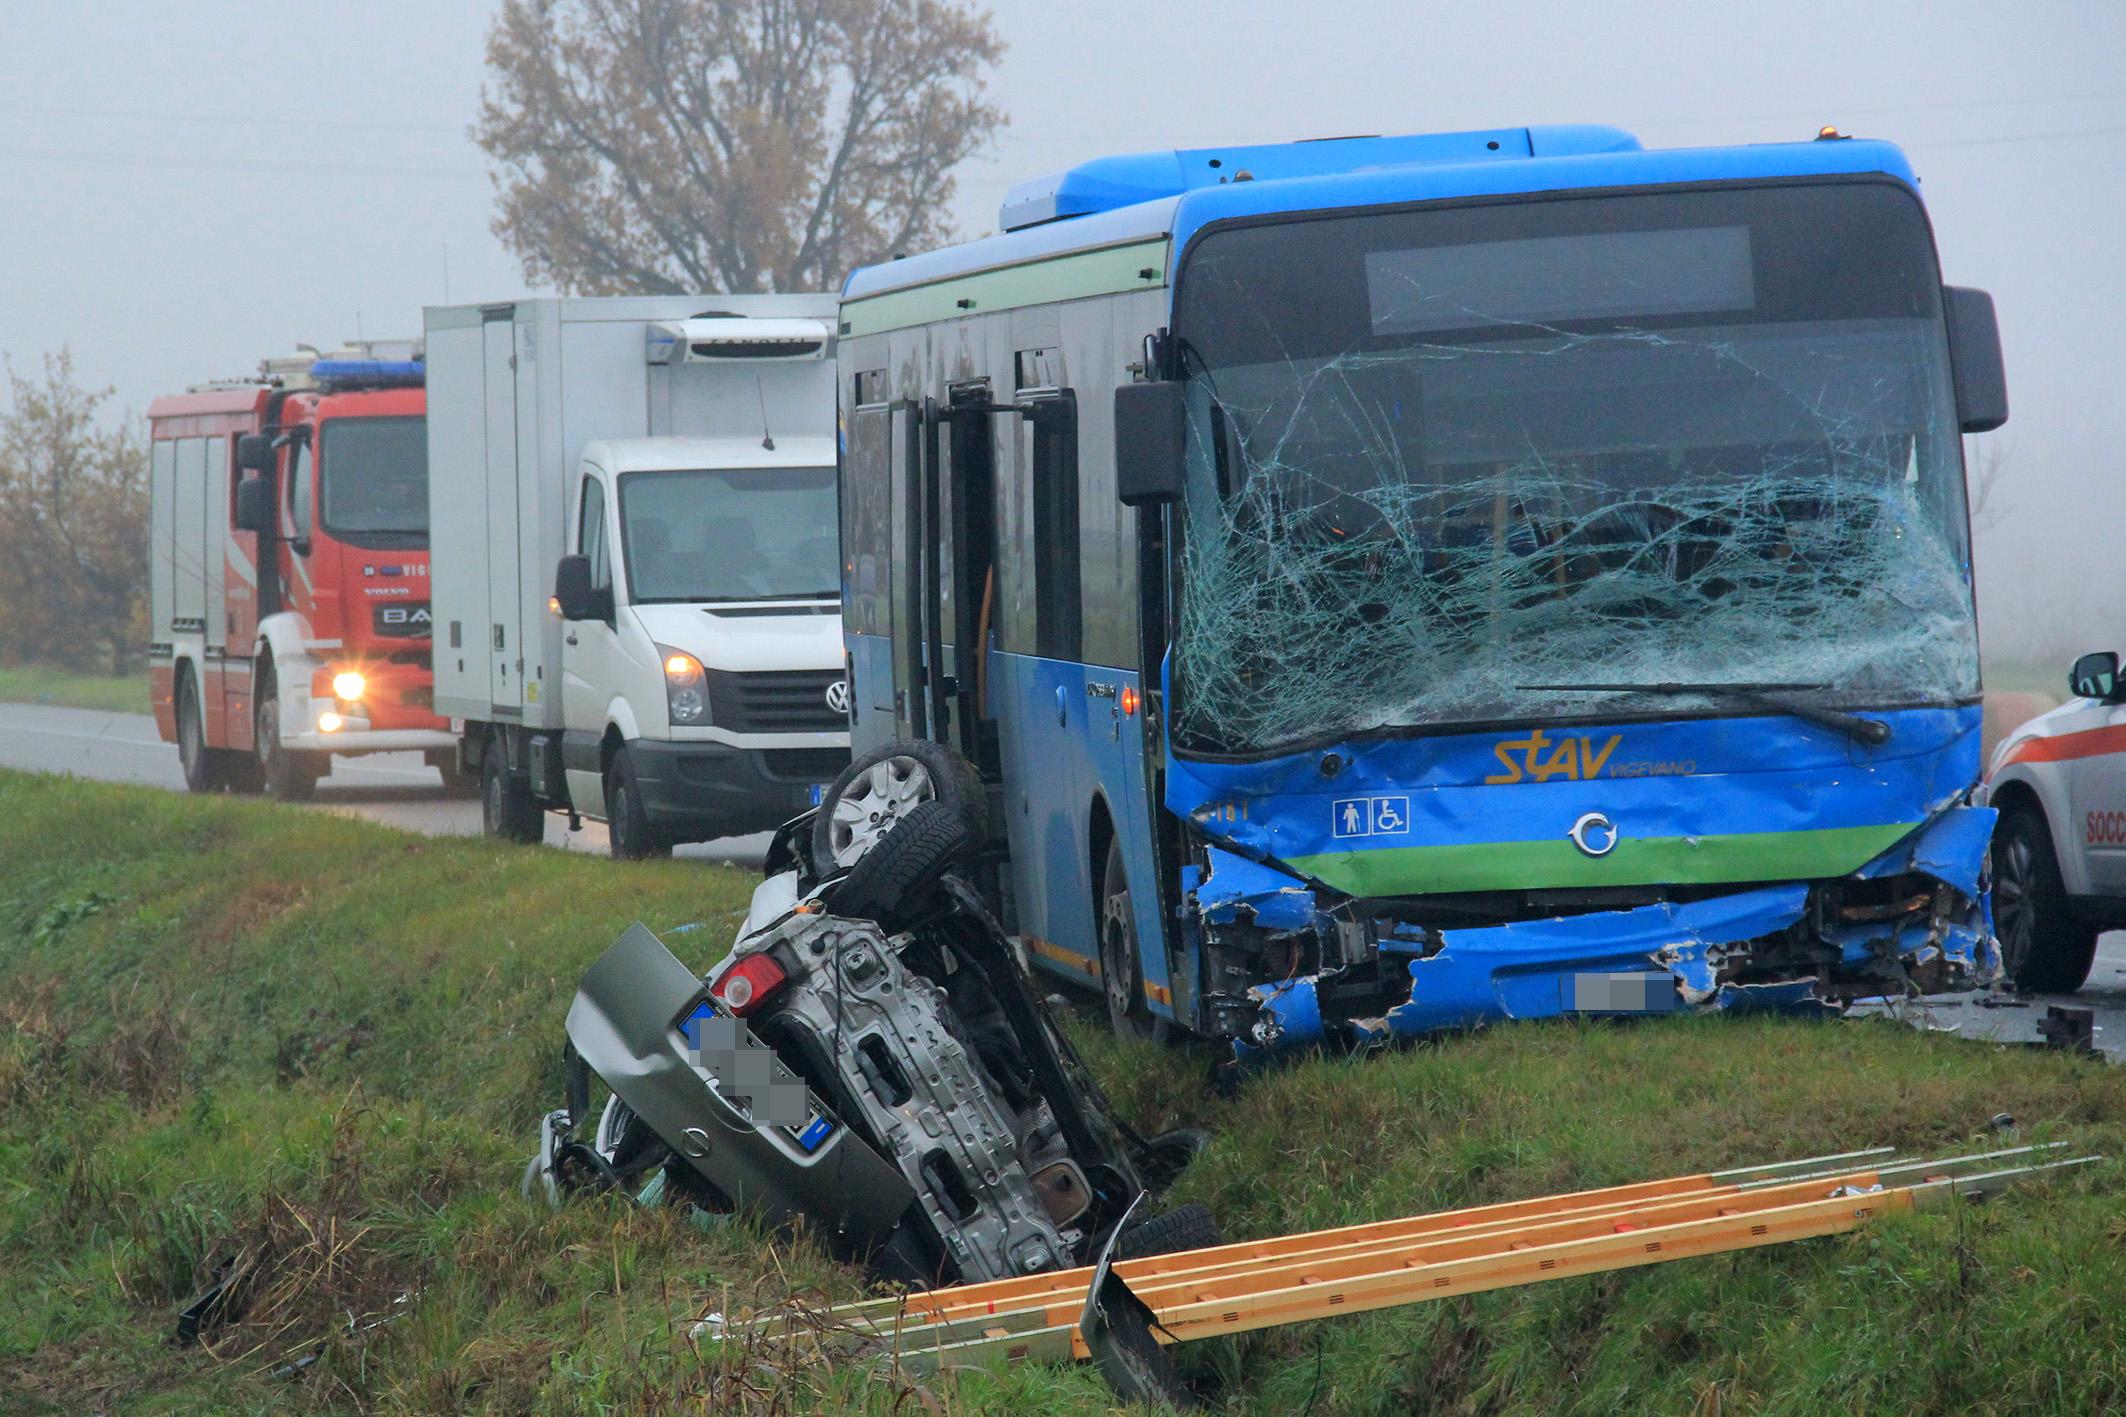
[705,668,847,734]
[761,748,851,783]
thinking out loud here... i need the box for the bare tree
[475,0,1006,295]
[0,352,147,675]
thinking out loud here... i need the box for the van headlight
[659,645,708,726]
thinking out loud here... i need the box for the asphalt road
[0,701,770,868]
[1,700,2118,1059]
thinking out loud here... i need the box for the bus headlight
[332,670,367,701]
[659,645,708,726]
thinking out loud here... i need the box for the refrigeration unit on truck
[426,296,848,857]
[147,346,453,802]
[826,124,2011,1050]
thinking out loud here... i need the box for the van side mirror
[1945,286,2008,433]
[237,433,275,473]
[2070,651,2119,701]
[553,555,598,621]
[1115,381,1185,507]
[234,476,274,533]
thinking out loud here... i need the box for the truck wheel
[1115,1201,1223,1261]
[814,739,986,872]
[1993,806,2100,993]
[175,667,229,794]
[606,749,670,860]
[480,737,545,845]
[254,663,321,803]
[828,800,972,928]
[1099,837,1169,1042]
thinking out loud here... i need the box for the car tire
[1993,805,2100,993]
[254,662,321,803]
[1115,1201,1223,1260]
[480,737,544,845]
[1099,837,1170,1043]
[813,739,986,873]
[827,799,973,928]
[606,748,671,860]
[175,666,230,794]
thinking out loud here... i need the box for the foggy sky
[3,0,2119,667]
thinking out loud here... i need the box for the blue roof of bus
[840,128,1921,303]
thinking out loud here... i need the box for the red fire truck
[146,348,454,800]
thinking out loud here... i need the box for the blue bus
[823,124,2009,1051]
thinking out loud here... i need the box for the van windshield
[320,416,428,547]
[1168,180,1977,756]
[618,466,839,603]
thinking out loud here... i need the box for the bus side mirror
[553,555,597,621]
[1115,381,1185,507]
[234,476,274,533]
[237,433,275,473]
[1945,286,2007,433]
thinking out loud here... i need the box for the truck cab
[553,435,847,850]
[148,351,453,801]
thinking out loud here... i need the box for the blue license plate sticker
[808,783,829,806]
[796,1114,835,1152]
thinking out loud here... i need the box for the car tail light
[711,953,788,1016]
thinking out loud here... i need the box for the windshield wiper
[1518,681,1892,746]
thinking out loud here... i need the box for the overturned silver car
[529,802,1213,1285]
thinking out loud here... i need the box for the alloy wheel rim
[1995,835,2034,975]
[829,757,934,866]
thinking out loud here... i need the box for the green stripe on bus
[839,239,1169,337]
[1283,822,1916,898]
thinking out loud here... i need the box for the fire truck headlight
[659,644,708,726]
[319,711,345,733]
[332,670,367,701]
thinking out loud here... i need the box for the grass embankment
[0,664,146,714]
[3,769,2124,1415]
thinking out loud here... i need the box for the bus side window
[1029,392,1081,662]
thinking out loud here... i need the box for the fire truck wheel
[427,749,477,794]
[1100,837,1170,1043]
[175,666,230,794]
[814,739,986,872]
[480,738,545,845]
[606,749,671,860]
[254,663,321,803]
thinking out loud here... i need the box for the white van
[425,297,848,855]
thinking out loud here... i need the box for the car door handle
[565,631,579,646]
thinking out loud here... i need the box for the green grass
[0,663,146,714]
[2,769,2123,1415]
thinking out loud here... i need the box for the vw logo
[1567,811,1619,858]
[824,679,850,714]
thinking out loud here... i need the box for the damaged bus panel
[830,125,2008,1053]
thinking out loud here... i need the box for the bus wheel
[815,740,985,872]
[1100,838,1169,1043]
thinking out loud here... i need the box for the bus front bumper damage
[1186,807,2000,1054]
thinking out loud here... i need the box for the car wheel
[1993,805,2100,993]
[827,799,975,927]
[480,738,544,844]
[1099,837,1169,1043]
[606,749,670,860]
[175,667,227,794]
[814,739,985,872]
[1115,1201,1223,1260]
[254,663,320,803]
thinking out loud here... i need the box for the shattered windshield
[1169,181,1977,756]
[618,466,838,603]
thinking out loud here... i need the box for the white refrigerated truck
[424,296,849,856]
